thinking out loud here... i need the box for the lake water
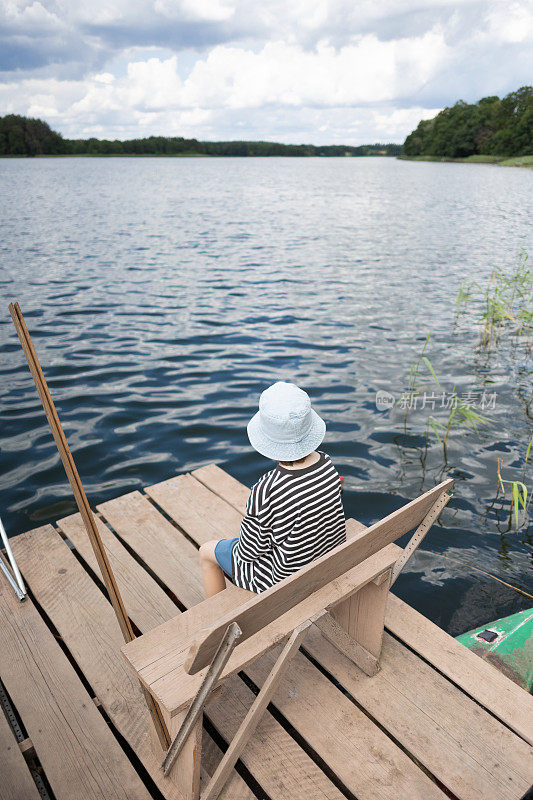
[1,156,532,635]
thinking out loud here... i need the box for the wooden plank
[303,625,533,800]
[0,555,152,800]
[0,705,41,800]
[177,478,452,674]
[205,674,347,800]
[241,644,446,800]
[162,623,242,780]
[57,511,177,632]
[191,464,250,514]
[122,545,400,714]
[202,619,315,800]
[146,474,243,546]
[201,736,256,800]
[386,593,533,746]
[10,525,252,800]
[96,490,205,609]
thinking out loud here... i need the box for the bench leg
[150,706,202,800]
[329,567,392,675]
[201,618,314,800]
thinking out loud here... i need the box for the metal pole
[162,622,242,777]
[0,554,25,601]
[0,515,26,600]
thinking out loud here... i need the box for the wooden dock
[1,463,532,800]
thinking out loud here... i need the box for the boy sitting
[199,381,346,597]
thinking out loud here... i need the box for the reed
[427,386,492,455]
[456,250,533,346]
[398,333,434,422]
[495,434,532,532]
[398,337,492,459]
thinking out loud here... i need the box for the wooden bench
[122,477,453,800]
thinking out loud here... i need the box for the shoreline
[1,152,531,166]
[0,152,397,159]
[397,154,533,169]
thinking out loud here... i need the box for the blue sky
[1,0,532,144]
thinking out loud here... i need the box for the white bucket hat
[247,381,326,462]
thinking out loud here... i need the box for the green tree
[402,86,532,158]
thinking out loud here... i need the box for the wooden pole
[8,301,170,749]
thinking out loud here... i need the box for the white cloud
[0,0,532,143]
[176,31,448,110]
[155,0,236,22]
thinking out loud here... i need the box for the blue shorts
[214,537,239,580]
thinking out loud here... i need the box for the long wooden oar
[9,301,170,748]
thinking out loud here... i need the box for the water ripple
[1,156,532,631]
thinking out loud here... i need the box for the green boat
[456,607,533,692]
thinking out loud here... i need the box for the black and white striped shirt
[231,450,346,593]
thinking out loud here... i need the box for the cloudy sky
[1,0,532,144]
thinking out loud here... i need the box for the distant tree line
[0,115,402,157]
[403,86,532,158]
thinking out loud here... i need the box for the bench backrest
[185,477,453,673]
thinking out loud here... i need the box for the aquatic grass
[498,155,533,168]
[456,251,533,347]
[456,280,475,313]
[497,459,530,532]
[427,386,492,454]
[397,333,435,420]
[523,433,533,483]
[488,435,532,533]
[398,337,492,460]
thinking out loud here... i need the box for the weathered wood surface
[57,510,178,631]
[146,473,243,546]
[191,464,250,514]
[3,461,531,800]
[207,675,347,800]
[0,704,41,800]
[302,627,533,800]
[161,705,203,800]
[122,544,400,712]
[314,610,380,676]
[330,564,391,661]
[201,736,256,800]
[97,490,205,609]
[386,592,533,746]
[0,555,151,800]
[147,473,451,673]
[244,643,448,800]
[9,524,253,800]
